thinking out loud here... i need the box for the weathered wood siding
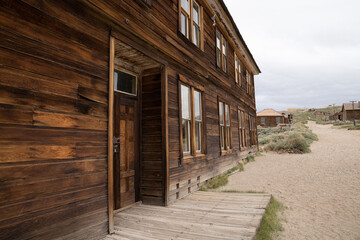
[0,0,258,239]
[141,68,165,205]
[256,116,285,127]
[0,1,109,239]
[344,110,360,121]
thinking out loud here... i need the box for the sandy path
[219,122,360,239]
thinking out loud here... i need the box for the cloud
[224,0,360,111]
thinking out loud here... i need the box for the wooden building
[256,109,285,127]
[341,102,360,121]
[281,111,293,124]
[0,0,260,239]
[331,111,343,121]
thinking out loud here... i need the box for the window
[194,90,202,152]
[261,117,265,125]
[249,116,256,146]
[180,84,204,157]
[180,0,190,37]
[238,110,246,148]
[276,117,281,124]
[216,30,226,72]
[181,85,191,154]
[219,101,232,151]
[192,1,200,47]
[179,0,202,48]
[114,69,137,96]
[246,69,251,93]
[235,55,242,86]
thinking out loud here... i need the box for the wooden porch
[103,191,271,240]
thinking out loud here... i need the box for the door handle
[113,137,120,153]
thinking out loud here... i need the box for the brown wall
[0,0,258,239]
[256,116,285,127]
[344,110,360,121]
[0,1,110,239]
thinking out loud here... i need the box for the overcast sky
[223,0,360,112]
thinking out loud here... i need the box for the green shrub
[255,196,284,240]
[206,174,228,189]
[259,122,317,154]
[283,133,310,153]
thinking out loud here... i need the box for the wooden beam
[107,36,115,234]
[161,66,169,206]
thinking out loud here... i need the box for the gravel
[218,121,360,239]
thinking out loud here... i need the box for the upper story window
[219,100,232,151]
[246,69,251,93]
[216,30,227,72]
[179,0,202,48]
[180,83,204,159]
[235,54,242,86]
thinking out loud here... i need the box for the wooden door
[113,91,138,210]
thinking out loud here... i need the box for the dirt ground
[219,122,360,239]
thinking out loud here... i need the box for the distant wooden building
[0,0,260,239]
[330,111,343,121]
[281,111,293,124]
[256,109,285,127]
[342,102,360,121]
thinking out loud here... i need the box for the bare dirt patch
[219,121,360,239]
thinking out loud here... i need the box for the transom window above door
[114,69,137,96]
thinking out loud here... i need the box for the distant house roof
[257,109,283,117]
[342,103,360,111]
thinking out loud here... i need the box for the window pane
[193,25,199,47]
[222,40,226,56]
[193,2,199,25]
[181,0,189,13]
[216,50,221,67]
[182,120,190,153]
[238,110,242,128]
[261,117,265,124]
[216,32,221,49]
[221,126,225,149]
[114,69,137,95]
[195,122,201,151]
[227,128,230,148]
[181,85,190,119]
[194,90,202,121]
[225,104,230,126]
[223,55,226,71]
[276,117,280,124]
[181,13,188,37]
[219,102,224,125]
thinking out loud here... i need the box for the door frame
[107,35,169,234]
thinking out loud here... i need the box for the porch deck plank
[105,191,271,240]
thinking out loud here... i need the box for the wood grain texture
[0,0,259,238]
[108,192,270,240]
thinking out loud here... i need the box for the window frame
[249,115,256,146]
[218,98,232,153]
[238,109,246,149]
[179,0,203,49]
[113,67,138,96]
[276,117,281,125]
[179,80,206,163]
[216,30,227,72]
[234,54,242,86]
